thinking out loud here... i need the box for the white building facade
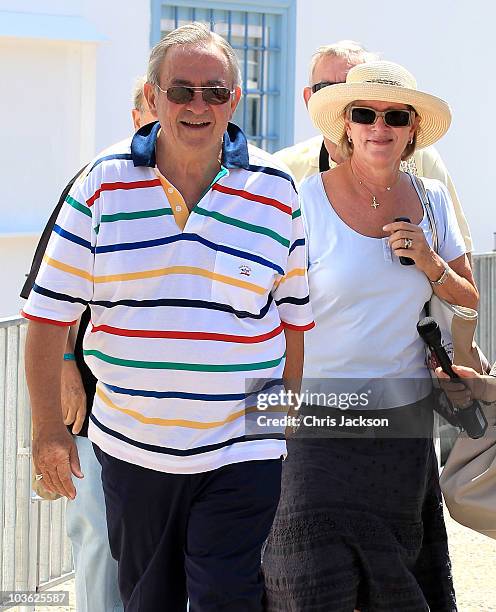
[1,0,494,316]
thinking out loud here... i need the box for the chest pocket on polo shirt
[211,251,276,314]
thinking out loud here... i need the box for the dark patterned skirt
[262,416,457,611]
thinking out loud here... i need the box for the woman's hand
[383,221,478,309]
[383,220,439,276]
[436,365,496,405]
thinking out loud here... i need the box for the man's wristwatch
[430,263,450,285]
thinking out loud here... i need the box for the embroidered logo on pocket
[239,264,252,277]
[212,251,275,312]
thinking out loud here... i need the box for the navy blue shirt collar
[131,121,249,170]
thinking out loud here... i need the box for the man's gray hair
[147,22,242,89]
[132,75,146,112]
[309,40,379,83]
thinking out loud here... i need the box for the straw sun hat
[308,61,452,149]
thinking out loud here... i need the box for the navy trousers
[95,446,282,612]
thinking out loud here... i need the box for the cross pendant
[371,196,379,209]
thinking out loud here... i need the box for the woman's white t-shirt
[300,173,466,406]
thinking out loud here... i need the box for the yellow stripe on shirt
[43,255,93,282]
[44,255,267,294]
[273,267,306,288]
[97,386,270,429]
[95,265,267,293]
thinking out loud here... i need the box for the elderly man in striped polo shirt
[23,23,313,612]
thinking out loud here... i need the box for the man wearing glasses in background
[275,40,473,257]
[23,23,313,611]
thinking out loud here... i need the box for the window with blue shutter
[150,1,296,152]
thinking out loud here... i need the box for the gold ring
[404,238,413,249]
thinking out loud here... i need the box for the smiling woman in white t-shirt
[263,61,477,612]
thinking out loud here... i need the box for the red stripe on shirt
[212,184,292,215]
[86,179,162,207]
[91,323,285,343]
[21,311,77,327]
[281,321,315,332]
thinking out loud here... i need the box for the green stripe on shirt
[66,195,92,217]
[84,349,285,371]
[194,206,290,247]
[101,208,174,222]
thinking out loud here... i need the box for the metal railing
[0,317,73,611]
[473,252,496,363]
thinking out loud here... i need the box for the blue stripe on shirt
[90,413,284,456]
[94,232,285,275]
[103,378,281,400]
[53,224,93,251]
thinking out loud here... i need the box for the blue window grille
[150,1,296,152]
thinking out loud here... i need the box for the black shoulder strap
[318,140,330,172]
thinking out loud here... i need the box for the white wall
[0,236,40,319]
[0,0,151,151]
[294,0,495,254]
[0,37,92,234]
[0,0,150,316]
[81,0,151,151]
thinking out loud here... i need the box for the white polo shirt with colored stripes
[23,122,314,474]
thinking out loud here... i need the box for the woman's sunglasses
[156,85,234,105]
[349,106,414,128]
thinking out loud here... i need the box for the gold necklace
[350,164,401,209]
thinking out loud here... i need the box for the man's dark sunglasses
[349,106,414,128]
[311,81,343,93]
[156,85,234,105]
